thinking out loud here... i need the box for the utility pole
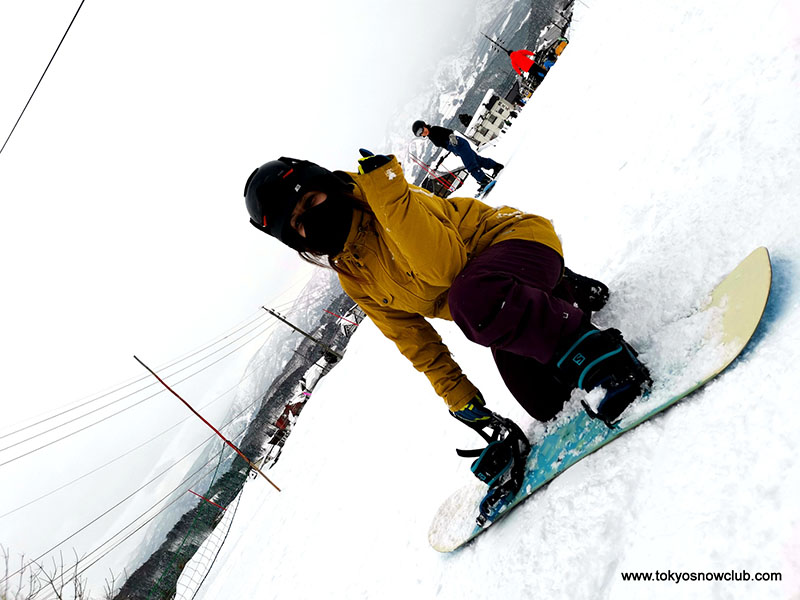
[481,31,512,56]
[263,307,343,362]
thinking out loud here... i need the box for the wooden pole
[323,309,359,326]
[188,489,227,511]
[133,355,281,492]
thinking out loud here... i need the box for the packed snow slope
[196,0,800,598]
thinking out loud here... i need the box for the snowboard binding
[583,336,652,428]
[475,180,497,199]
[454,412,531,527]
[554,324,652,429]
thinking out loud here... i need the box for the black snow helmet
[412,120,427,137]
[243,157,352,243]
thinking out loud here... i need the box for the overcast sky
[0,0,482,427]
[0,0,489,584]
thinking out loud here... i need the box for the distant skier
[509,48,554,86]
[412,120,503,194]
[242,151,649,514]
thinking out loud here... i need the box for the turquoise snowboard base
[429,247,772,552]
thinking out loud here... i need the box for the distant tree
[458,113,473,128]
[1,545,118,600]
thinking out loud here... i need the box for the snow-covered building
[463,88,517,146]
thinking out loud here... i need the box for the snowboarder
[412,120,503,195]
[242,151,650,511]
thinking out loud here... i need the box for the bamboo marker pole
[133,355,281,492]
[323,309,359,326]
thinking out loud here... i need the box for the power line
[0,438,226,589]
[0,0,87,157]
[5,395,261,591]
[0,309,271,441]
[1,296,341,591]
[1,272,320,442]
[0,299,320,519]
[69,448,230,585]
[0,318,277,468]
[0,288,340,511]
[49,448,236,600]
[69,464,227,597]
[0,366,248,521]
[0,315,276,454]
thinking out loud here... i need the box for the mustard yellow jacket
[334,157,563,412]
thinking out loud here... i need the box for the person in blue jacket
[413,120,503,193]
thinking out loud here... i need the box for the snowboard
[475,180,497,199]
[429,247,772,552]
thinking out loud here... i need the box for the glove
[357,148,392,174]
[450,391,494,425]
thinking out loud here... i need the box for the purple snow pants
[448,239,585,421]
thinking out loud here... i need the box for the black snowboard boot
[551,321,651,427]
[561,267,610,314]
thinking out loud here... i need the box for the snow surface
[192,0,800,598]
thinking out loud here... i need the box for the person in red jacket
[510,48,536,74]
[509,48,552,85]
